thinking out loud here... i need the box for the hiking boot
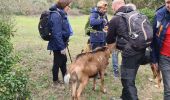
[114,70,119,78]
[53,80,64,86]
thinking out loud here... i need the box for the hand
[103,26,108,33]
[61,48,66,55]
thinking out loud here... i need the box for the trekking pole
[66,46,72,63]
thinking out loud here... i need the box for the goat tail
[64,72,78,85]
[64,73,71,84]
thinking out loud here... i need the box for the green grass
[11,15,163,100]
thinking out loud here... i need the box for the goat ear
[107,43,116,53]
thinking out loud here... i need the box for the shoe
[113,70,119,78]
[53,80,64,85]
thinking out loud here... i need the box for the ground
[11,15,163,100]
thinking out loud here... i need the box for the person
[151,0,170,99]
[47,0,73,85]
[89,0,108,50]
[111,3,137,79]
[107,0,145,100]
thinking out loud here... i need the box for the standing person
[111,3,137,79]
[151,0,170,99]
[47,0,73,85]
[107,0,149,99]
[90,0,108,50]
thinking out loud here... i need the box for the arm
[106,17,118,44]
[90,13,104,26]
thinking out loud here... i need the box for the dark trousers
[159,55,170,100]
[52,51,67,81]
[121,52,145,100]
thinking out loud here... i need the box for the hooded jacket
[151,6,170,63]
[89,7,108,43]
[47,4,73,51]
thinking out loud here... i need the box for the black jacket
[106,6,145,57]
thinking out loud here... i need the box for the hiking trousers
[52,50,67,82]
[159,55,170,100]
[121,52,145,100]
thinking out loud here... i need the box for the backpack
[84,17,91,36]
[116,11,153,51]
[38,10,60,41]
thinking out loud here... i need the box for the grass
[11,15,163,100]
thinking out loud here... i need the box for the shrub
[139,8,155,24]
[0,2,30,99]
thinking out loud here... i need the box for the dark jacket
[151,6,170,63]
[89,7,108,43]
[106,6,145,57]
[47,4,72,51]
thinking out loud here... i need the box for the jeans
[121,52,145,100]
[159,55,170,100]
[112,50,119,71]
[52,51,67,81]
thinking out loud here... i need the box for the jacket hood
[91,7,100,13]
[156,6,170,21]
[115,6,134,14]
[49,4,67,16]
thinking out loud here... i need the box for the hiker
[151,0,170,99]
[47,0,73,85]
[89,0,108,50]
[107,0,152,99]
[111,3,137,79]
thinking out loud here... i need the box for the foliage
[140,8,155,24]
[0,2,30,99]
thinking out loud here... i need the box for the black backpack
[116,11,153,51]
[38,10,60,41]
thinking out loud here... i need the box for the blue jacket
[47,4,73,51]
[90,7,108,43]
[151,6,170,63]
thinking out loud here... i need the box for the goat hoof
[102,88,107,94]
[92,87,96,91]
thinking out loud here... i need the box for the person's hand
[103,26,108,33]
[61,48,66,55]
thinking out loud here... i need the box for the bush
[139,8,155,24]
[0,2,30,99]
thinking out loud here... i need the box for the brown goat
[64,46,112,100]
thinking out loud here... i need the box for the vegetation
[0,0,164,15]
[10,15,163,100]
[0,0,30,99]
[0,0,166,99]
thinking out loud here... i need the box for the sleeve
[50,13,66,50]
[150,15,159,63]
[106,17,118,44]
[90,12,104,26]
